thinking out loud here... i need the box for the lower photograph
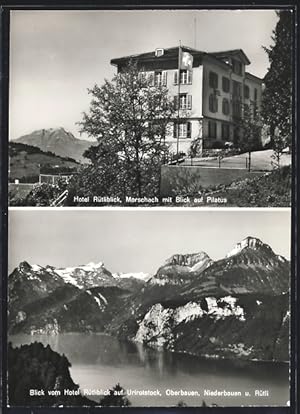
[7,208,291,408]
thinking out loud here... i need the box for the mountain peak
[165,252,211,267]
[14,128,96,162]
[18,261,32,272]
[225,237,273,258]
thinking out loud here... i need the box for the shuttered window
[173,121,192,138]
[244,84,250,99]
[154,71,167,86]
[208,121,217,138]
[174,70,193,85]
[233,81,242,97]
[209,71,218,89]
[254,88,258,101]
[174,94,192,109]
[209,94,218,113]
[232,101,242,118]
[148,72,154,85]
[162,71,167,86]
[222,98,230,115]
[222,76,230,93]
[221,123,230,140]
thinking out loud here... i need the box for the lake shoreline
[9,331,289,365]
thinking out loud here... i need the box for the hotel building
[111,46,263,154]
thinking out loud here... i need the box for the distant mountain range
[13,127,97,163]
[8,237,290,362]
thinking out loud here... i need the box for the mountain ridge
[14,127,97,163]
[8,237,290,362]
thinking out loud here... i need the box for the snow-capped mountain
[8,236,290,362]
[113,272,151,281]
[9,261,65,308]
[53,261,115,289]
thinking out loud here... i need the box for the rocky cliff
[109,237,290,362]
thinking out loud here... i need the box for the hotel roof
[110,46,251,67]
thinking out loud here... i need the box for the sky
[8,209,291,274]
[9,9,279,140]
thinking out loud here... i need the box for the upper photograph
[8,9,293,207]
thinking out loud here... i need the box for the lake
[9,333,289,407]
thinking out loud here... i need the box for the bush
[24,181,68,206]
[213,165,291,207]
[211,140,226,149]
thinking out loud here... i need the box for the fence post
[218,156,221,168]
[245,157,248,170]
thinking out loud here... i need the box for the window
[208,121,217,139]
[174,70,192,85]
[209,94,218,113]
[155,48,164,57]
[254,88,258,101]
[233,127,240,144]
[154,71,167,86]
[244,85,250,99]
[138,71,147,82]
[222,76,230,93]
[209,71,218,89]
[174,94,192,110]
[222,98,230,115]
[233,80,242,97]
[232,59,242,75]
[232,101,241,118]
[173,121,192,138]
[148,72,154,85]
[221,123,230,140]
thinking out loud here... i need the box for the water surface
[10,333,289,407]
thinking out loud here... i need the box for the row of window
[208,95,259,117]
[209,71,258,100]
[208,121,230,140]
[140,70,259,102]
[172,120,231,140]
[139,69,193,86]
[208,96,232,115]
[173,93,258,114]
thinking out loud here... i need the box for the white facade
[111,47,263,155]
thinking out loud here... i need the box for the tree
[262,11,293,150]
[271,126,287,169]
[78,62,176,198]
[236,103,261,171]
[99,383,131,407]
[66,143,127,204]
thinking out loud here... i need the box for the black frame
[0,2,298,414]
